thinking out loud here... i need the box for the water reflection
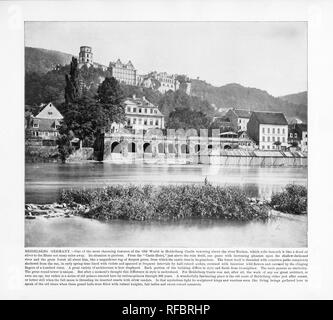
[25,162,307,203]
[25,215,307,248]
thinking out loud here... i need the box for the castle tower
[78,46,93,67]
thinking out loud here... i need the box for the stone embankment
[25,203,89,219]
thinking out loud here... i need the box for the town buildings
[111,95,165,132]
[137,72,180,93]
[288,123,308,152]
[247,111,288,150]
[108,59,137,86]
[155,72,180,93]
[29,102,63,144]
[225,108,252,132]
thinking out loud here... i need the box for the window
[272,128,275,134]
[262,127,265,133]
[33,122,39,128]
[127,119,131,125]
[262,145,265,150]
[48,111,53,115]
[277,128,280,134]
[133,118,137,124]
[150,120,153,125]
[282,137,285,142]
[138,119,142,124]
[139,108,142,113]
[283,128,285,134]
[239,119,241,123]
[272,137,275,142]
[133,108,137,113]
[144,108,147,113]
[150,109,153,114]
[290,133,293,138]
[155,120,159,126]
[277,137,280,142]
[267,145,270,150]
[262,136,265,142]
[144,119,148,125]
[267,128,270,134]
[294,133,298,138]
[154,110,157,114]
[267,137,270,142]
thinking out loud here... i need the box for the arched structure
[143,142,152,153]
[111,141,122,153]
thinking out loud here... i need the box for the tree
[96,77,126,125]
[167,108,211,131]
[65,57,79,104]
[274,140,282,150]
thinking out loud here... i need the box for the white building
[225,108,252,132]
[29,102,63,140]
[111,95,165,132]
[109,59,137,86]
[155,72,180,93]
[247,111,289,150]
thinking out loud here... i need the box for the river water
[25,162,307,247]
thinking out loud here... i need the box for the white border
[0,0,332,299]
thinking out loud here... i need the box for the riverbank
[25,183,307,222]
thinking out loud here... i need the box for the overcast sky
[25,21,307,97]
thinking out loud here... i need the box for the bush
[270,184,307,215]
[59,183,269,221]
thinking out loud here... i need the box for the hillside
[279,91,307,106]
[190,80,307,122]
[25,47,74,74]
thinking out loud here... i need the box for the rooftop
[252,111,288,125]
[232,108,252,119]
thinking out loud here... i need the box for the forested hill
[279,91,307,106]
[190,80,307,122]
[25,47,74,74]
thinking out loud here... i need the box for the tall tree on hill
[64,57,79,104]
[96,77,126,125]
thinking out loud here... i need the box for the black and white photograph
[24,21,308,248]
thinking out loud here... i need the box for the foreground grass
[59,183,270,222]
[270,184,307,215]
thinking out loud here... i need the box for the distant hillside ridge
[279,91,307,106]
[25,47,74,74]
[190,80,307,122]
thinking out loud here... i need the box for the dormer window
[33,122,39,128]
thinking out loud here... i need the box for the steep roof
[253,111,288,125]
[35,102,63,120]
[232,109,252,119]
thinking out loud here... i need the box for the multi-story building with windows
[155,72,179,93]
[247,111,288,150]
[29,102,63,142]
[288,123,308,152]
[111,95,165,132]
[108,59,137,86]
[225,108,252,132]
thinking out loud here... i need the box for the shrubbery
[59,183,269,222]
[270,184,307,215]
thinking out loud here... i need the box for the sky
[25,21,307,97]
